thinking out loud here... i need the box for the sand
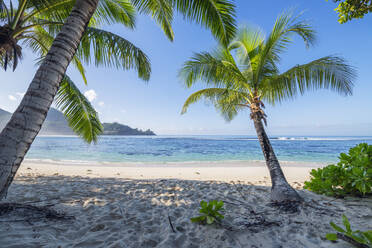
[1,161,371,248]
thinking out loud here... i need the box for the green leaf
[206,216,215,224]
[362,231,372,243]
[55,76,103,143]
[326,233,338,241]
[330,222,346,233]
[191,200,225,225]
[190,216,205,223]
[342,215,351,233]
[200,201,208,208]
[349,233,368,244]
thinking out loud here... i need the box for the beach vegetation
[191,200,225,225]
[326,215,372,248]
[304,143,372,197]
[329,0,372,23]
[180,9,356,203]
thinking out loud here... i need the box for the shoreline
[19,160,325,184]
[24,158,327,168]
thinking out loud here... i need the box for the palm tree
[180,11,356,202]
[0,0,237,199]
[0,0,150,142]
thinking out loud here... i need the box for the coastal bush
[326,215,372,248]
[304,143,372,197]
[191,200,225,225]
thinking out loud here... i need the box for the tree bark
[252,117,303,202]
[0,0,99,200]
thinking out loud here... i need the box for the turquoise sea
[25,135,372,164]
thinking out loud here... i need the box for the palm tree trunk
[0,0,99,200]
[252,117,303,202]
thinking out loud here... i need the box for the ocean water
[25,135,372,164]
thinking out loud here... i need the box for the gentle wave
[36,135,372,141]
[25,135,372,164]
[274,137,372,141]
[24,158,326,167]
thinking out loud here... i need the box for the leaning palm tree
[0,0,237,199]
[180,12,356,202]
[0,0,150,143]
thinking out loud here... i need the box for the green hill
[102,122,155,136]
[0,108,155,136]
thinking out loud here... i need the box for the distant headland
[0,108,155,136]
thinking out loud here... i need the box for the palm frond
[131,0,174,41]
[26,0,135,29]
[94,0,136,28]
[229,25,264,65]
[182,88,225,114]
[78,27,151,81]
[268,10,316,58]
[182,87,247,121]
[0,0,10,22]
[179,50,246,89]
[24,0,73,24]
[55,76,103,143]
[131,0,236,45]
[172,0,236,46]
[261,56,356,104]
[228,25,265,81]
[254,10,316,86]
[72,56,88,85]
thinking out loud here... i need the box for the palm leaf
[229,25,264,71]
[131,0,174,40]
[179,50,246,88]
[25,0,135,29]
[131,0,236,46]
[78,27,151,81]
[254,10,316,86]
[172,0,236,46]
[181,87,248,121]
[0,0,9,22]
[261,56,356,104]
[55,76,103,143]
[182,88,226,114]
[94,0,136,28]
[23,0,73,25]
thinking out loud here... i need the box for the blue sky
[1,0,372,136]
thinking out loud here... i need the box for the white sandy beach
[18,160,325,185]
[1,161,371,248]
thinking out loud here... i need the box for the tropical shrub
[326,215,372,248]
[304,143,372,196]
[191,200,224,225]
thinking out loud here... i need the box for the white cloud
[16,92,25,98]
[8,95,17,101]
[98,101,104,107]
[84,90,97,102]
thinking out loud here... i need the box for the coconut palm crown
[180,11,356,202]
[0,0,151,143]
